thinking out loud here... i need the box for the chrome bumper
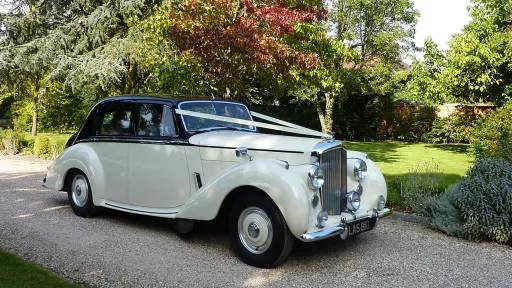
[299,208,392,242]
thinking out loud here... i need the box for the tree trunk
[324,93,335,133]
[31,96,38,136]
[314,93,335,133]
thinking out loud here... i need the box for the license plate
[347,220,371,236]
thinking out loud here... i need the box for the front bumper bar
[299,208,392,242]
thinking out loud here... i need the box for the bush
[399,160,443,215]
[33,136,51,156]
[50,138,66,159]
[456,158,512,244]
[469,104,512,161]
[1,129,22,155]
[424,112,474,144]
[424,182,464,237]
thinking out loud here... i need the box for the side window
[98,102,133,136]
[137,104,178,137]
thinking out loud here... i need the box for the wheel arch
[176,159,310,238]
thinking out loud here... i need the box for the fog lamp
[317,211,328,228]
[346,191,361,211]
[377,195,386,211]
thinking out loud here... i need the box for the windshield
[179,101,256,132]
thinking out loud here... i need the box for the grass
[344,141,474,207]
[0,249,79,288]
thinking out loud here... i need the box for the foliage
[424,182,465,237]
[378,105,437,142]
[399,160,444,215]
[292,0,419,132]
[424,111,477,144]
[399,0,512,106]
[148,0,327,99]
[469,103,512,161]
[33,135,51,156]
[396,38,451,105]
[457,158,512,243]
[0,129,23,155]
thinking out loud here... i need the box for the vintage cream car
[43,95,391,268]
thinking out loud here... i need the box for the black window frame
[94,100,137,138]
[133,102,180,139]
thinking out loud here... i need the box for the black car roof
[96,94,246,107]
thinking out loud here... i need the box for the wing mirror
[235,147,253,161]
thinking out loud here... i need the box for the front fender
[176,159,310,238]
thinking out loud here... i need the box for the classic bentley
[43,95,391,268]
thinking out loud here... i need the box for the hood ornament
[323,131,335,142]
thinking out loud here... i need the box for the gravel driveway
[1,155,511,288]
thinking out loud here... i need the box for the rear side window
[137,104,178,137]
[98,102,133,136]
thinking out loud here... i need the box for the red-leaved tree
[161,0,327,97]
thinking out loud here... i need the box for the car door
[93,100,134,204]
[127,102,191,208]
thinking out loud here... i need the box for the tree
[145,0,327,100]
[441,0,512,105]
[292,0,419,132]
[402,0,512,106]
[0,0,57,135]
[1,0,162,134]
[396,37,451,105]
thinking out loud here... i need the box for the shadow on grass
[343,141,406,164]
[385,172,464,207]
[425,144,471,154]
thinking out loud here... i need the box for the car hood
[189,130,323,163]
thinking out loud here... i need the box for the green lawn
[344,142,474,206]
[0,249,79,288]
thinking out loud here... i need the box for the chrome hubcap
[71,175,88,208]
[248,223,260,238]
[238,207,273,254]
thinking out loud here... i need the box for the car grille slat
[319,148,347,215]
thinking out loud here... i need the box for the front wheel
[67,170,99,218]
[229,194,294,268]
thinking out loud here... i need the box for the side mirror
[235,147,252,161]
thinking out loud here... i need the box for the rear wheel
[66,170,99,217]
[228,193,294,268]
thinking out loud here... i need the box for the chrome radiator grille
[319,148,347,215]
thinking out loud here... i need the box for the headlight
[354,159,367,181]
[308,165,324,190]
[346,191,360,211]
[377,195,386,211]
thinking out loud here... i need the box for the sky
[411,0,472,60]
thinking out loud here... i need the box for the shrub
[1,129,22,155]
[33,136,51,156]
[424,182,464,237]
[469,104,512,161]
[399,160,443,215]
[50,138,66,159]
[424,112,474,144]
[456,158,512,244]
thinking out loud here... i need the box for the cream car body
[44,95,391,267]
